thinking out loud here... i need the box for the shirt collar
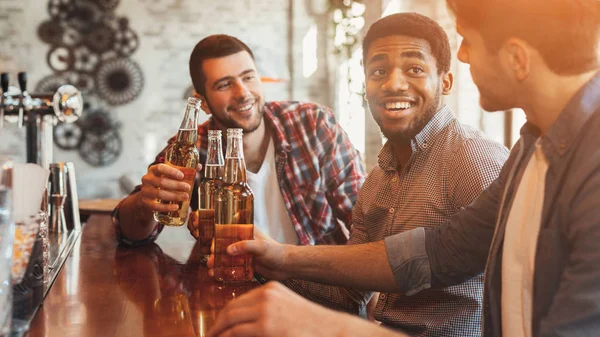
[521,71,600,167]
[263,102,292,153]
[377,105,455,171]
[411,105,454,153]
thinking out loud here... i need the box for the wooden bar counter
[27,214,259,337]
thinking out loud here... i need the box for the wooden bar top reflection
[27,214,259,337]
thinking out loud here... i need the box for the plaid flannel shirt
[113,101,366,246]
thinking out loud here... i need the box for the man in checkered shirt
[209,13,508,337]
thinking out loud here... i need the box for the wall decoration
[37,0,143,167]
[77,111,123,167]
[53,122,84,150]
[95,57,144,106]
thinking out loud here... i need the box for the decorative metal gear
[48,0,74,20]
[79,110,119,135]
[95,58,144,106]
[62,26,81,47]
[37,20,64,45]
[80,93,104,112]
[63,71,95,93]
[53,122,84,150]
[113,28,139,57]
[92,0,120,12]
[67,1,102,34]
[47,46,75,73]
[35,74,67,93]
[73,46,100,74]
[84,23,115,54]
[78,129,122,167]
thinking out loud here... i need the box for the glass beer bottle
[153,97,200,227]
[214,128,254,282]
[196,130,224,261]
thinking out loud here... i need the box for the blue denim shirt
[385,71,600,337]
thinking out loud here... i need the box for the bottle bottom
[213,266,254,283]
[214,223,254,283]
[153,212,186,227]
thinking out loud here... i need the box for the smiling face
[364,35,452,142]
[199,51,265,133]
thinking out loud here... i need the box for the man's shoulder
[266,100,333,120]
[266,101,339,137]
[442,119,508,158]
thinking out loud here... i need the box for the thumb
[227,239,266,256]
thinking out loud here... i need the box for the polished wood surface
[27,214,259,337]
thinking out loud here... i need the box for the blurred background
[0,0,525,199]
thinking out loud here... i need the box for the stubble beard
[378,86,442,144]
[206,97,265,134]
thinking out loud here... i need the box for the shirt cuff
[384,227,432,296]
[112,198,163,247]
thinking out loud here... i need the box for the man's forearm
[118,192,158,242]
[334,307,409,337]
[283,241,401,293]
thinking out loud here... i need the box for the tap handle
[18,72,27,93]
[1,73,8,93]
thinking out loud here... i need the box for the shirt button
[389,208,395,214]
[422,143,428,149]
[380,294,386,300]
[391,177,398,182]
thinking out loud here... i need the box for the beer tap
[0,71,83,167]
[0,73,8,128]
[17,72,29,128]
[18,72,39,164]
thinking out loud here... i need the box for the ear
[441,71,454,95]
[504,38,530,82]
[198,95,212,115]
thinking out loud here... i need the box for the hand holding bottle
[153,97,201,227]
[139,162,202,214]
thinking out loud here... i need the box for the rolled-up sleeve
[384,227,431,296]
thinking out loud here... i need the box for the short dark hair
[362,12,452,75]
[189,34,255,96]
[446,0,599,75]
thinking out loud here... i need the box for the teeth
[385,102,412,110]
[235,103,253,112]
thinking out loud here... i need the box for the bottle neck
[205,136,224,166]
[177,101,199,144]
[224,135,246,184]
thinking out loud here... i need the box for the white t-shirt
[501,139,549,337]
[246,138,299,244]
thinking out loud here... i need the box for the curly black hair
[362,12,452,75]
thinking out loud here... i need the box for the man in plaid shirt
[112,34,365,248]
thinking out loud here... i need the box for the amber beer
[214,128,254,282]
[154,97,200,226]
[197,130,224,261]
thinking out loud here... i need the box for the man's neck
[390,141,412,171]
[242,117,270,173]
[522,70,598,135]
